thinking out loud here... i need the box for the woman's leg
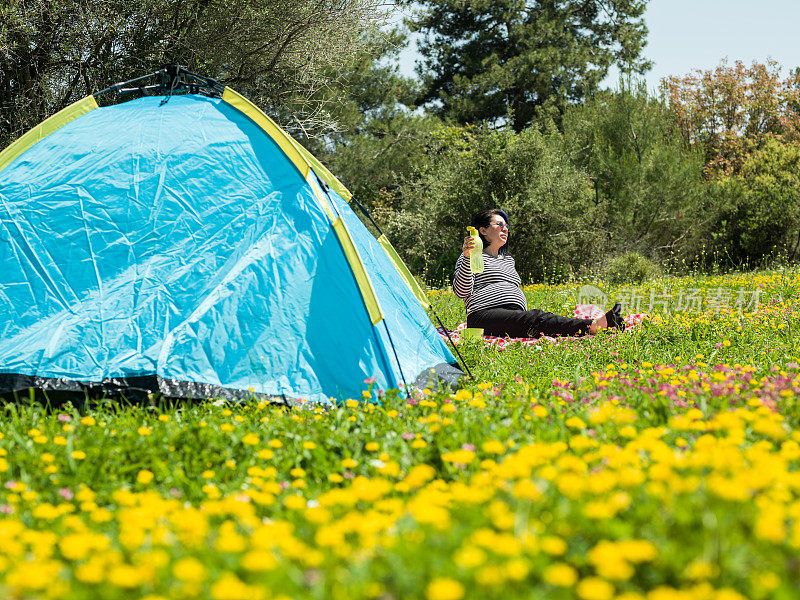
[468,306,539,338]
[468,306,593,338]
[524,309,593,338]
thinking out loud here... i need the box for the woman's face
[479,214,509,250]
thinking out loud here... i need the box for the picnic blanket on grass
[437,305,646,350]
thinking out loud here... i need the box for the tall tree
[563,80,704,259]
[303,27,443,220]
[661,59,800,178]
[0,0,387,149]
[406,0,651,131]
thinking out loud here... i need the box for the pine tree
[407,0,651,131]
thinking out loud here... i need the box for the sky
[396,0,800,92]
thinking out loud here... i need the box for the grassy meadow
[1,268,800,599]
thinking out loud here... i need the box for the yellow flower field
[1,268,799,599]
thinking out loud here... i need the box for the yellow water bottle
[466,226,484,274]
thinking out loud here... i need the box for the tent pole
[94,68,167,97]
[431,311,473,380]
[94,65,224,99]
[351,196,384,236]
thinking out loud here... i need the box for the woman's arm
[453,253,473,299]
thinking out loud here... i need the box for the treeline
[0,0,387,147]
[3,1,800,283]
[319,60,800,284]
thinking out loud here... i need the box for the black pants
[467,304,593,339]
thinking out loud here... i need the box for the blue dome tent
[0,67,462,404]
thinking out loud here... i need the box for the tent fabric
[326,188,452,385]
[377,234,430,309]
[0,93,459,403]
[222,87,384,325]
[0,95,99,173]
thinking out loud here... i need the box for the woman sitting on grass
[454,208,625,339]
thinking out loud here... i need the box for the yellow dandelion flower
[241,550,278,572]
[542,563,577,587]
[576,577,614,600]
[426,577,464,600]
[173,557,207,583]
[566,416,587,429]
[481,439,506,454]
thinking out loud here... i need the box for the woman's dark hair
[471,208,510,255]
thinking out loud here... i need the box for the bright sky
[396,0,800,92]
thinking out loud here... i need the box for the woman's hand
[462,236,476,258]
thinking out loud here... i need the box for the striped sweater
[453,253,527,314]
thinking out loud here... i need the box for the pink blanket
[437,304,646,350]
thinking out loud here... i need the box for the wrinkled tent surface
[0,93,459,403]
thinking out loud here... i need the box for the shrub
[562,81,705,262]
[684,138,800,269]
[605,252,661,285]
[385,124,597,285]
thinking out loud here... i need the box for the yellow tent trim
[306,174,336,226]
[0,95,98,175]
[223,86,382,325]
[222,87,350,200]
[276,117,426,313]
[332,217,383,324]
[378,235,430,309]
[306,172,382,324]
[286,136,352,200]
[221,87,309,179]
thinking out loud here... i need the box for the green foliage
[691,138,800,268]
[661,59,800,179]
[407,0,651,131]
[323,111,444,221]
[300,27,446,226]
[604,252,661,285]
[384,124,596,285]
[0,0,387,148]
[562,81,705,262]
